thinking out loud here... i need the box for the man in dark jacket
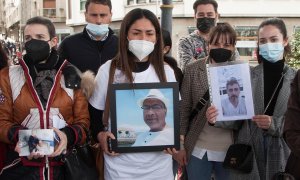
[59,0,118,146]
[58,0,118,74]
[284,70,300,180]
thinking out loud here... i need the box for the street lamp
[160,0,173,35]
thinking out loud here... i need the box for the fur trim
[80,70,95,99]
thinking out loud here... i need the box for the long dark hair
[257,18,291,63]
[112,8,166,83]
[162,29,172,50]
[0,43,8,70]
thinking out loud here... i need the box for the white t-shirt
[89,60,177,180]
[221,96,247,116]
[132,126,174,146]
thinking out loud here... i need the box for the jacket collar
[196,57,209,71]
[253,63,295,81]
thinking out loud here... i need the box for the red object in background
[252,48,258,61]
[16,51,22,59]
[196,47,203,54]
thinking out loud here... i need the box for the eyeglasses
[141,104,164,111]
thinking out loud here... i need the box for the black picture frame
[109,82,180,153]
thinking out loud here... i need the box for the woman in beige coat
[175,23,238,180]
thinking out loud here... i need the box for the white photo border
[207,61,255,121]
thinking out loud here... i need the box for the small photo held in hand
[207,61,255,121]
[18,129,55,156]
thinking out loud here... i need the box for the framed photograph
[207,61,254,121]
[18,129,55,156]
[109,82,180,153]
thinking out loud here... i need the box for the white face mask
[128,40,155,61]
[86,23,109,37]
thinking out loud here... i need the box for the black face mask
[209,48,232,63]
[25,39,51,64]
[196,17,215,33]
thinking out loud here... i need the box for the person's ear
[163,46,171,55]
[49,37,58,49]
[109,12,113,24]
[216,13,220,19]
[214,13,219,26]
[84,11,88,22]
[283,37,288,47]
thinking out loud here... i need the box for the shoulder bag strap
[246,73,285,144]
[188,90,209,122]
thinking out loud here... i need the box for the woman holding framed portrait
[88,8,177,180]
[177,23,238,180]
[207,18,296,179]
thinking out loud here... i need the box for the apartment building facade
[66,0,300,61]
[1,0,72,44]
[2,0,300,60]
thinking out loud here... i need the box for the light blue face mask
[259,43,284,63]
[86,23,109,37]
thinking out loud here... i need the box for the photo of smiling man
[132,89,174,146]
